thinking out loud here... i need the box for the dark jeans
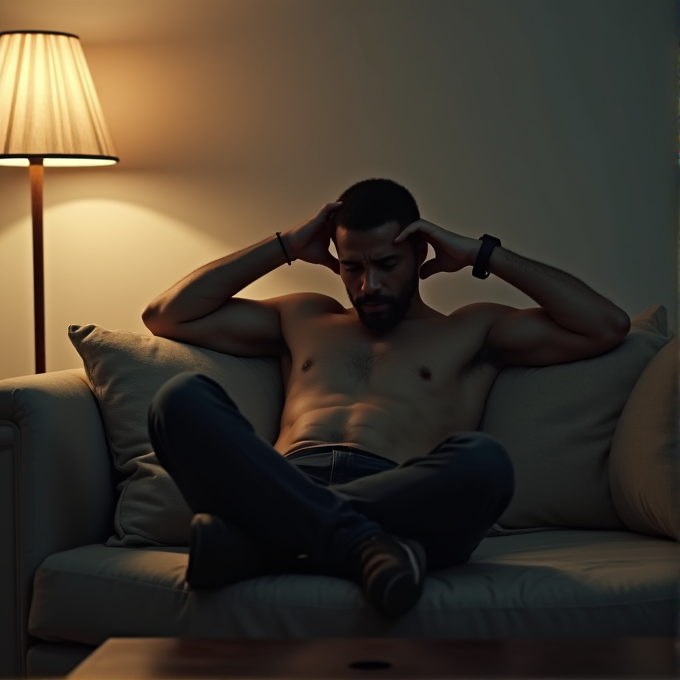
[147,371,515,575]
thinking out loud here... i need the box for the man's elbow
[141,305,163,335]
[600,313,630,348]
[612,313,631,338]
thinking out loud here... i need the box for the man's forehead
[336,220,400,237]
[338,250,400,264]
[336,238,402,263]
[335,222,401,249]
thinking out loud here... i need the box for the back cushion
[69,324,283,547]
[479,305,672,535]
[609,334,678,540]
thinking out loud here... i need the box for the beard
[347,265,419,334]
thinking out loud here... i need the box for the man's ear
[330,233,341,267]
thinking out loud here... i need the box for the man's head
[331,178,428,334]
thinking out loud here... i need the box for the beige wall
[0,0,676,379]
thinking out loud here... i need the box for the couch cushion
[479,305,672,534]
[28,531,679,641]
[609,334,679,539]
[68,324,284,547]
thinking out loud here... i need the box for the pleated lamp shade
[0,31,118,166]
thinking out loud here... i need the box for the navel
[419,366,432,381]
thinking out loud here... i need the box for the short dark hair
[333,178,420,235]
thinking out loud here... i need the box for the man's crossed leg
[147,372,515,618]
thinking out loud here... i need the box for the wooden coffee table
[66,637,679,678]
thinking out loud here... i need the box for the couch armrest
[0,368,114,679]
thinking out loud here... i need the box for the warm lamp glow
[0,31,118,165]
[0,157,117,167]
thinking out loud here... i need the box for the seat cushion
[28,530,678,641]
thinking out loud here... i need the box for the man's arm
[468,242,630,338]
[458,242,630,369]
[142,201,342,355]
[393,219,629,367]
[142,233,292,329]
[141,233,298,356]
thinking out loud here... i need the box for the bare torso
[273,294,501,464]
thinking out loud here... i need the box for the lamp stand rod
[29,158,45,374]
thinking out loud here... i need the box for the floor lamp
[0,31,118,374]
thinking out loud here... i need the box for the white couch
[1,304,677,678]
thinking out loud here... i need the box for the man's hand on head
[283,202,343,274]
[394,219,480,279]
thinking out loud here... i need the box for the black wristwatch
[472,234,502,279]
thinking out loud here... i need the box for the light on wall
[0,30,119,373]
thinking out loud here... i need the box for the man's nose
[360,269,381,294]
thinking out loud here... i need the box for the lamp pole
[29,157,45,374]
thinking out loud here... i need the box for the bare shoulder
[276,293,344,371]
[277,292,345,319]
[448,301,513,326]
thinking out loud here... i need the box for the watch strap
[472,234,502,279]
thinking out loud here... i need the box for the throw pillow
[609,334,679,540]
[69,324,284,547]
[478,305,673,535]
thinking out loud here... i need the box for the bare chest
[298,341,438,390]
[279,312,500,431]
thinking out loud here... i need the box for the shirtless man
[143,178,630,619]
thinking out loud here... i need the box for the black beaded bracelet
[276,231,292,266]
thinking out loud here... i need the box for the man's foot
[348,533,427,618]
[186,513,310,588]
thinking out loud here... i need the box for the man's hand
[394,219,480,279]
[283,202,343,274]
